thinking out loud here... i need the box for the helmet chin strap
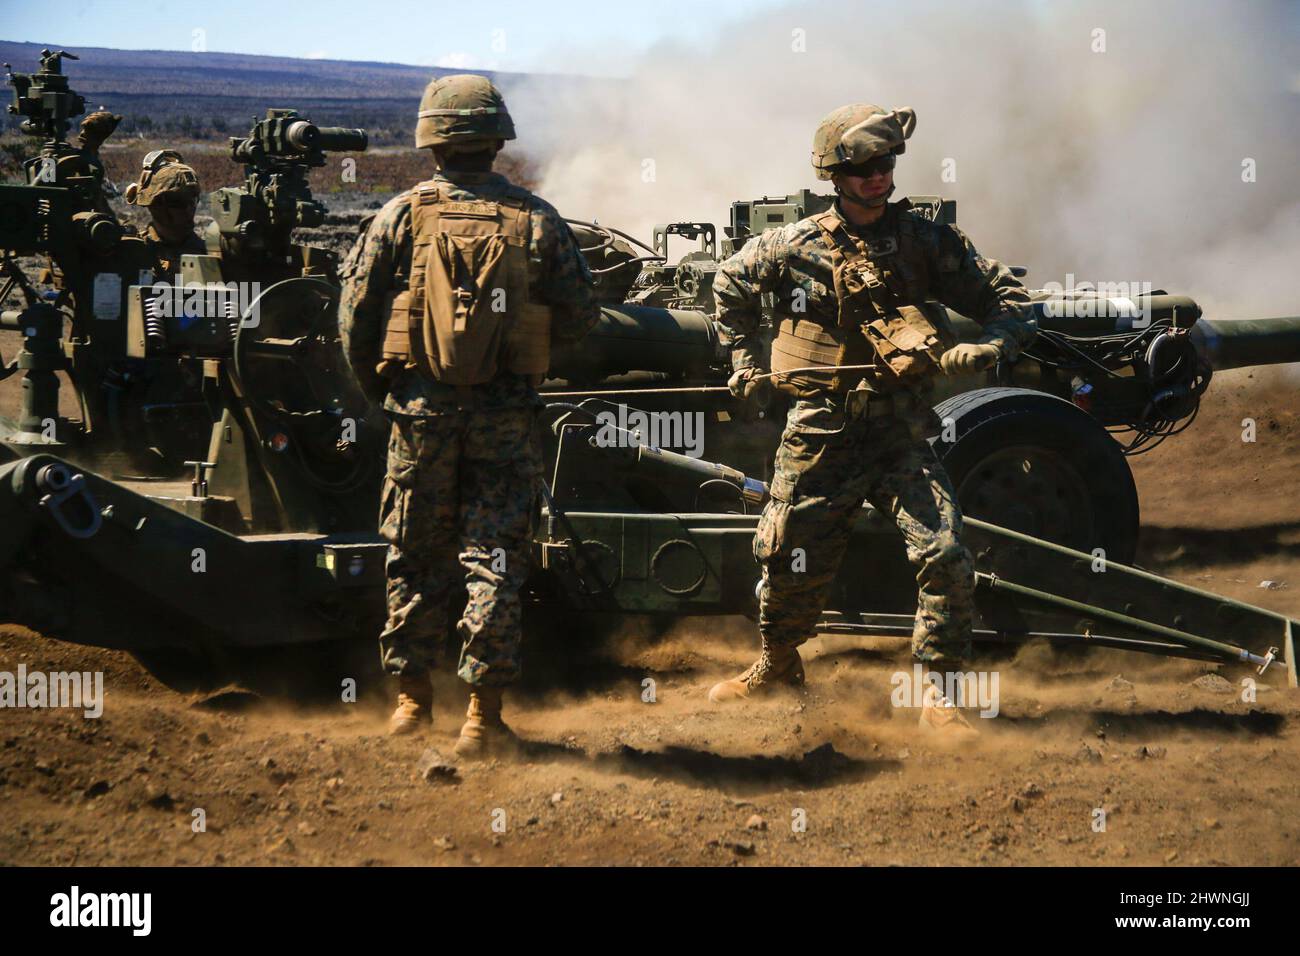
[835,181,895,210]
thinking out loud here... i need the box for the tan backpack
[380,183,552,386]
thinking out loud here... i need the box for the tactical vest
[378,182,552,386]
[769,210,954,395]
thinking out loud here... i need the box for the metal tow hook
[35,463,103,539]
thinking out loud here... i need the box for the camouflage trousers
[755,393,974,663]
[378,404,541,687]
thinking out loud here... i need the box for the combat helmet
[415,74,516,150]
[811,104,916,180]
[124,150,200,206]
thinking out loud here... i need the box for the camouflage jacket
[143,224,207,282]
[338,169,600,416]
[713,198,1036,374]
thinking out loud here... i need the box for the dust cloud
[505,0,1299,318]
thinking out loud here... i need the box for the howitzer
[208,109,367,277]
[1,50,378,536]
[1,49,1297,697]
[559,190,1300,563]
[0,402,1294,697]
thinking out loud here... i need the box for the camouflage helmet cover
[415,74,516,149]
[77,110,123,150]
[812,104,917,180]
[125,151,201,206]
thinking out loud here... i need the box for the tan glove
[727,366,773,401]
[940,342,1002,375]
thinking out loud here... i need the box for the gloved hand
[727,366,773,401]
[940,342,1002,375]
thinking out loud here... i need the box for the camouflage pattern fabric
[143,224,206,282]
[134,163,200,207]
[338,169,599,416]
[378,404,541,686]
[714,197,1037,663]
[338,166,599,687]
[77,110,122,152]
[713,198,1036,372]
[756,393,973,663]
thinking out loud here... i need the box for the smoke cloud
[505,0,1299,318]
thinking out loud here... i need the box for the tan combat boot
[454,686,519,759]
[707,643,805,703]
[388,672,433,736]
[919,681,979,738]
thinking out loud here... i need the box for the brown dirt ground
[1,368,1297,867]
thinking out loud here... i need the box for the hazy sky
[1,0,793,74]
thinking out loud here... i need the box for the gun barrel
[547,304,718,385]
[1190,316,1300,370]
[314,127,368,152]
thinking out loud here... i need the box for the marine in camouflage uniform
[707,104,1036,725]
[338,75,599,753]
[124,151,206,280]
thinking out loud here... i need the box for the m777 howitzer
[1,50,375,536]
[560,189,1300,564]
[0,397,1295,697]
[0,53,1297,696]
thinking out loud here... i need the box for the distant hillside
[0,40,587,143]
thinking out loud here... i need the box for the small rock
[1165,850,1179,863]
[1202,818,1221,830]
[550,791,563,805]
[897,748,911,760]
[297,822,317,836]
[1021,782,1044,799]
[145,789,175,811]
[1257,580,1287,591]
[745,814,767,831]
[729,839,755,856]
[1077,743,1102,763]
[258,756,277,770]
[1191,674,1234,695]
[433,835,456,851]
[1006,796,1024,812]
[268,836,296,855]
[83,780,111,799]
[1106,675,1134,693]
[1134,745,1167,760]
[417,748,459,784]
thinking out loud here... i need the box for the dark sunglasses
[837,153,897,178]
[155,195,196,210]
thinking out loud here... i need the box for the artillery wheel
[932,387,1140,564]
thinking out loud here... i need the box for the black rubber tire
[932,387,1140,564]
